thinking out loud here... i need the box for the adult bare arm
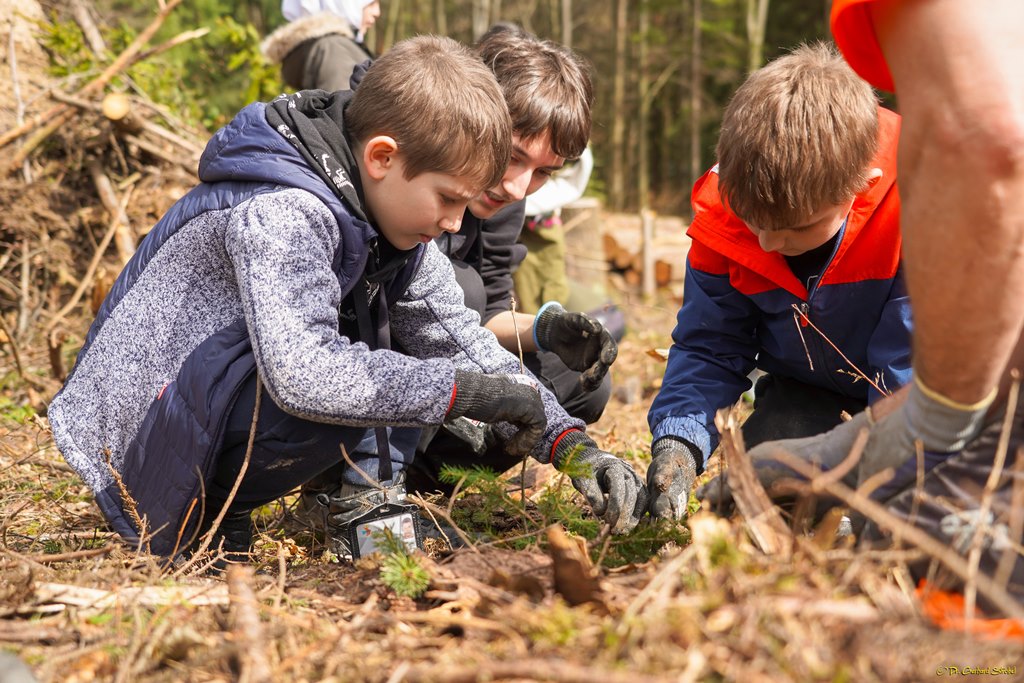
[484,310,539,353]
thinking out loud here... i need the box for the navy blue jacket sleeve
[647,258,761,465]
[865,266,913,402]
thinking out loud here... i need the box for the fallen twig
[402,659,679,683]
[406,493,479,553]
[25,544,116,564]
[134,26,210,64]
[124,133,199,174]
[8,18,32,182]
[88,160,136,264]
[227,564,273,683]
[715,407,793,557]
[45,183,135,333]
[33,580,229,612]
[0,620,72,644]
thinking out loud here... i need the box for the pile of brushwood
[1,0,205,417]
[2,3,1023,682]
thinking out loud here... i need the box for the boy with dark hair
[410,24,616,492]
[645,43,911,519]
[48,35,646,562]
[314,25,618,506]
[438,21,610,421]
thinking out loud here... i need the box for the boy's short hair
[347,35,511,191]
[476,24,593,160]
[716,42,879,230]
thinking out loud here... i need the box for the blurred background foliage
[39,0,834,215]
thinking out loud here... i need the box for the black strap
[351,273,394,484]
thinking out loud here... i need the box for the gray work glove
[553,431,648,534]
[448,370,547,456]
[647,437,700,520]
[697,375,993,512]
[697,410,872,511]
[855,375,993,489]
[534,303,617,392]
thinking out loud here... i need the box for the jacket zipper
[797,219,848,389]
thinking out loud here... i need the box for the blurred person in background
[262,0,381,92]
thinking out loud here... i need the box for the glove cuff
[532,301,564,353]
[550,428,596,468]
[448,369,482,419]
[652,436,703,475]
[906,374,995,452]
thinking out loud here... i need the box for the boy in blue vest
[48,36,647,562]
[645,43,911,519]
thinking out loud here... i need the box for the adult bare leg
[871,0,1024,405]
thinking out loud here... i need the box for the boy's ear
[362,135,399,180]
[862,167,884,190]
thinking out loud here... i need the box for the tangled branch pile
[1,0,205,409]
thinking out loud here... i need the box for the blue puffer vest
[81,103,424,555]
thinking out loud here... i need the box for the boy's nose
[440,215,461,233]
[758,230,784,252]
[501,167,532,202]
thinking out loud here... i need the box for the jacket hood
[199,102,316,188]
[198,98,375,244]
[261,12,355,64]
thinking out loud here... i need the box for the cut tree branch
[88,160,136,264]
[2,0,184,172]
[70,0,107,56]
[45,184,135,333]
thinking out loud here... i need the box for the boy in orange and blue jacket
[645,43,911,519]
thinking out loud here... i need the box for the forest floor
[2,286,1023,683]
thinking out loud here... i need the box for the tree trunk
[746,0,769,73]
[689,0,703,212]
[435,0,447,36]
[472,0,491,41]
[561,0,572,49]
[610,0,628,212]
[383,0,403,52]
[637,0,650,211]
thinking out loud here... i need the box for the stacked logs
[563,205,690,293]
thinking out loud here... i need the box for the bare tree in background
[610,0,628,212]
[472,0,491,40]
[690,0,703,208]
[637,0,649,211]
[746,0,769,72]
[383,0,402,51]
[436,0,447,35]
[561,0,572,48]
